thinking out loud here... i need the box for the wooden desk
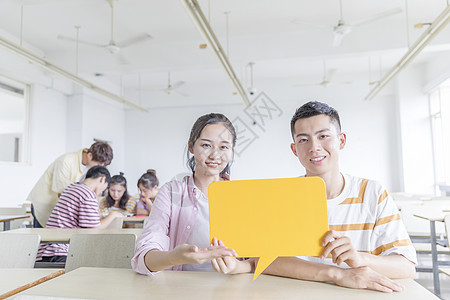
[414,213,448,297]
[0,268,62,296]
[19,267,438,299]
[1,228,142,243]
[0,215,28,231]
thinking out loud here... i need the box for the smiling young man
[268,101,417,292]
[212,101,417,293]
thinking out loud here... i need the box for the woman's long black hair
[106,172,130,209]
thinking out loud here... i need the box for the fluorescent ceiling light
[181,0,251,107]
[366,5,450,101]
[0,35,148,112]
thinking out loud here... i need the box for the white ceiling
[0,0,449,95]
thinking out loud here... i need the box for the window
[0,76,29,163]
[429,78,450,194]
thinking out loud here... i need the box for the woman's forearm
[144,249,179,272]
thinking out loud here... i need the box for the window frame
[0,74,30,165]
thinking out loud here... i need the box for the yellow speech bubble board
[209,177,328,280]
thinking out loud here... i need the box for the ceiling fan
[294,1,402,47]
[293,61,352,88]
[163,72,189,96]
[57,0,152,63]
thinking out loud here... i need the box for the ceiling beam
[0,35,148,112]
[181,0,250,107]
[366,5,450,101]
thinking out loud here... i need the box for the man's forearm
[263,257,341,282]
[359,253,415,278]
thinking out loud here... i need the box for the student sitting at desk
[36,166,123,263]
[212,101,417,293]
[99,172,137,217]
[132,113,237,275]
[135,169,159,216]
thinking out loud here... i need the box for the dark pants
[31,204,44,228]
[40,256,67,263]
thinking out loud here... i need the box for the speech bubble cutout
[209,177,328,280]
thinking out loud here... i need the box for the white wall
[123,79,401,194]
[2,43,450,207]
[395,64,435,194]
[0,55,127,207]
[0,84,67,207]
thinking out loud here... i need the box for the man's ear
[290,143,298,157]
[339,133,347,150]
[99,176,105,184]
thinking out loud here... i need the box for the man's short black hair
[85,165,111,184]
[290,101,341,138]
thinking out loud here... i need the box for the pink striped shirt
[36,182,101,260]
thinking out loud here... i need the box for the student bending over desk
[132,113,237,274]
[135,169,159,216]
[36,166,122,263]
[212,101,417,293]
[27,142,113,228]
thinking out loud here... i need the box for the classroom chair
[65,234,136,272]
[439,215,450,277]
[0,233,40,268]
[107,217,124,229]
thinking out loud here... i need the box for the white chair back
[65,234,136,272]
[0,233,40,268]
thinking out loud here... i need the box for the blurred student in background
[136,169,159,216]
[99,172,137,217]
[27,142,113,228]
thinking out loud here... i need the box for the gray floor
[415,253,450,299]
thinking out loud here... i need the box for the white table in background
[0,215,28,231]
[414,213,448,297]
[1,227,142,243]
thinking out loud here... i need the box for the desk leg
[3,221,10,231]
[430,220,440,297]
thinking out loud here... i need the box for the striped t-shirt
[301,174,417,266]
[36,182,101,260]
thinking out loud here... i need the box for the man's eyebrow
[315,129,331,135]
[295,133,309,138]
[295,128,331,138]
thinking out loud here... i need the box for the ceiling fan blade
[171,81,185,89]
[350,7,402,27]
[326,68,337,81]
[332,32,345,47]
[116,33,153,48]
[57,35,104,48]
[116,53,130,65]
[175,90,190,97]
